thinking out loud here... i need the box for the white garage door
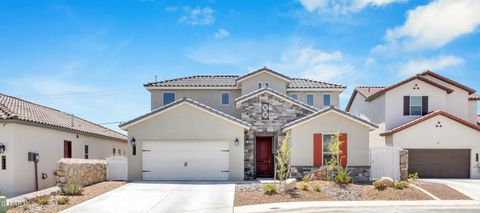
[142,141,230,180]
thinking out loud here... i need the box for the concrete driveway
[62,181,235,213]
[422,179,480,200]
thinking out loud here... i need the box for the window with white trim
[323,94,331,107]
[323,134,335,165]
[163,92,175,106]
[306,94,314,106]
[289,94,298,100]
[410,96,422,116]
[258,81,269,89]
[221,92,230,106]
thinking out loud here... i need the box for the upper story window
[258,81,269,89]
[289,94,298,100]
[323,94,331,107]
[306,94,314,106]
[163,92,175,106]
[404,96,428,116]
[221,92,230,106]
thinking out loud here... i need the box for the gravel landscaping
[8,181,125,213]
[235,180,433,206]
[414,181,472,200]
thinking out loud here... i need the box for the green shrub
[313,183,322,192]
[35,196,50,205]
[335,169,351,185]
[394,180,409,190]
[373,181,387,190]
[408,173,419,183]
[22,203,30,211]
[57,196,70,205]
[303,174,313,183]
[63,183,83,195]
[263,184,277,195]
[298,182,309,191]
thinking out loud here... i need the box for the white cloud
[214,28,230,39]
[298,0,405,14]
[270,46,354,82]
[399,55,464,76]
[179,7,215,26]
[377,0,480,52]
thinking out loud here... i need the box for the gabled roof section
[345,86,386,112]
[236,67,291,83]
[144,75,239,88]
[119,98,251,130]
[282,106,377,131]
[380,110,480,136]
[288,78,346,90]
[0,93,126,141]
[234,87,318,112]
[469,94,480,101]
[420,70,476,94]
[365,75,454,101]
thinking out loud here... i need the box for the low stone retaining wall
[55,158,106,187]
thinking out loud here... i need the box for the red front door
[256,137,273,177]
[64,141,72,158]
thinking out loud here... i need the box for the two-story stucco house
[0,93,127,197]
[346,71,480,178]
[120,67,377,181]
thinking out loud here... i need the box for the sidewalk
[234,200,480,213]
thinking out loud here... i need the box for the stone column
[400,150,408,180]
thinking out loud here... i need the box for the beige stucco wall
[390,114,480,178]
[150,89,242,118]
[124,103,245,181]
[0,123,126,197]
[240,72,288,95]
[287,91,340,109]
[348,93,387,147]
[289,111,373,167]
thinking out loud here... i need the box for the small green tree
[326,133,344,180]
[275,131,291,191]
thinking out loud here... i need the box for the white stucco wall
[124,103,246,181]
[240,72,288,95]
[289,111,373,167]
[390,115,480,178]
[468,100,478,124]
[348,93,387,147]
[287,91,341,109]
[0,123,127,197]
[150,89,242,118]
[0,124,14,197]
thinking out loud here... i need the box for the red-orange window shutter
[339,133,348,167]
[313,133,323,167]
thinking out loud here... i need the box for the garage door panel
[408,149,470,178]
[142,141,230,180]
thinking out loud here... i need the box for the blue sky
[0,0,479,132]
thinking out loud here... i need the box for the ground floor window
[322,134,335,165]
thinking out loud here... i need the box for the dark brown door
[64,141,72,158]
[256,137,273,177]
[408,149,470,178]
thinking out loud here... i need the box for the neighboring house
[346,71,480,178]
[120,67,376,181]
[0,93,127,197]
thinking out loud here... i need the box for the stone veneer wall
[400,150,408,180]
[55,158,106,187]
[240,93,313,179]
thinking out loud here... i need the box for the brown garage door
[408,149,470,178]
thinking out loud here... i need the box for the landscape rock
[377,177,395,188]
[285,178,297,191]
[55,158,106,187]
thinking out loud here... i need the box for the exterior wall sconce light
[131,137,137,156]
[131,137,136,146]
[234,138,239,146]
[0,143,5,154]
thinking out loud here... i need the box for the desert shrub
[335,168,351,185]
[263,184,277,195]
[35,196,50,205]
[313,183,322,192]
[303,174,313,183]
[63,183,83,196]
[298,182,309,191]
[408,173,419,183]
[394,180,409,190]
[57,196,70,205]
[373,181,387,190]
[22,204,30,211]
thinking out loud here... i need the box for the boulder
[285,178,297,191]
[311,167,328,181]
[376,177,395,188]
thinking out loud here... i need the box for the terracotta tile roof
[420,70,476,94]
[380,110,480,136]
[119,97,251,129]
[470,94,480,101]
[234,87,318,112]
[144,75,345,89]
[0,93,127,141]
